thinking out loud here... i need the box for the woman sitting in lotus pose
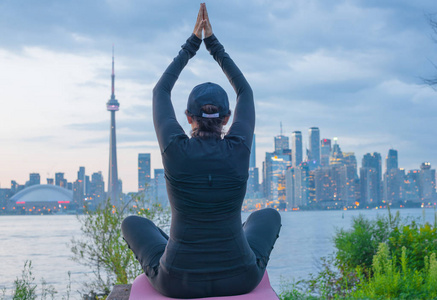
[122,4,281,298]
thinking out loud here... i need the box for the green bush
[351,244,437,299]
[334,210,400,274]
[279,209,437,300]
[70,194,170,297]
[389,221,437,272]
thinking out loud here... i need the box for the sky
[1,0,436,193]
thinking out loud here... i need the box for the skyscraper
[361,152,382,203]
[249,134,256,169]
[274,135,289,155]
[320,139,331,167]
[154,169,168,207]
[74,166,86,209]
[308,127,320,169]
[419,162,436,201]
[329,138,344,165]
[386,149,398,172]
[274,122,289,155]
[55,172,67,188]
[90,172,105,205]
[247,135,260,198]
[28,173,40,186]
[107,48,120,203]
[291,131,302,168]
[383,149,404,203]
[138,153,151,192]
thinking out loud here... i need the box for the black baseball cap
[187,82,229,118]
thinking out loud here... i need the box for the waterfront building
[9,185,73,214]
[250,134,256,169]
[73,167,86,209]
[320,139,331,167]
[314,140,354,207]
[90,172,105,205]
[285,167,294,209]
[154,169,168,207]
[314,167,335,202]
[263,150,291,202]
[138,153,151,192]
[383,149,404,203]
[247,167,260,198]
[107,48,121,204]
[46,178,54,185]
[291,131,302,168]
[11,180,24,195]
[27,173,40,187]
[269,156,289,208]
[274,135,289,155]
[55,173,67,188]
[386,149,398,172]
[0,188,12,210]
[286,162,315,209]
[85,175,91,197]
[246,135,260,199]
[404,170,421,202]
[419,162,436,202]
[308,127,320,170]
[384,168,405,204]
[342,152,358,204]
[360,167,378,205]
[329,138,343,165]
[294,162,311,207]
[361,153,382,204]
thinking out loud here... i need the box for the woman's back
[160,135,256,281]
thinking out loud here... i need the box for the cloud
[1,0,437,191]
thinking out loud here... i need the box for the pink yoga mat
[129,271,279,300]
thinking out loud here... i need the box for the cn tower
[107,47,120,203]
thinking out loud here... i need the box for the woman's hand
[202,3,213,38]
[193,4,205,39]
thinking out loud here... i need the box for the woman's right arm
[152,7,203,153]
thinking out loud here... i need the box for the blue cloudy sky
[1,0,436,192]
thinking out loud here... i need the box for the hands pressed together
[193,3,213,39]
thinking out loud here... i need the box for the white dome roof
[11,184,73,203]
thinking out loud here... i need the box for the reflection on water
[0,208,435,297]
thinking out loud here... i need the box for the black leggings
[121,208,281,298]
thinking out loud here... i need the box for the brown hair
[186,105,231,139]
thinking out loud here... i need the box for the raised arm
[202,4,255,148]
[152,7,203,153]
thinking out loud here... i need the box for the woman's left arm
[153,6,204,153]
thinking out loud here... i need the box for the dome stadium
[9,184,74,214]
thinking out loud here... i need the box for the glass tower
[308,127,320,169]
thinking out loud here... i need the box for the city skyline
[1,1,437,192]
[2,128,436,194]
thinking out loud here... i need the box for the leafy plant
[1,261,58,300]
[351,244,437,299]
[12,261,37,300]
[70,194,170,297]
[389,220,437,271]
[334,209,401,275]
[279,209,437,299]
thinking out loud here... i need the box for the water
[0,208,435,298]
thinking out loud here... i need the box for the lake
[0,208,435,298]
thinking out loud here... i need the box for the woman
[122,4,281,298]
